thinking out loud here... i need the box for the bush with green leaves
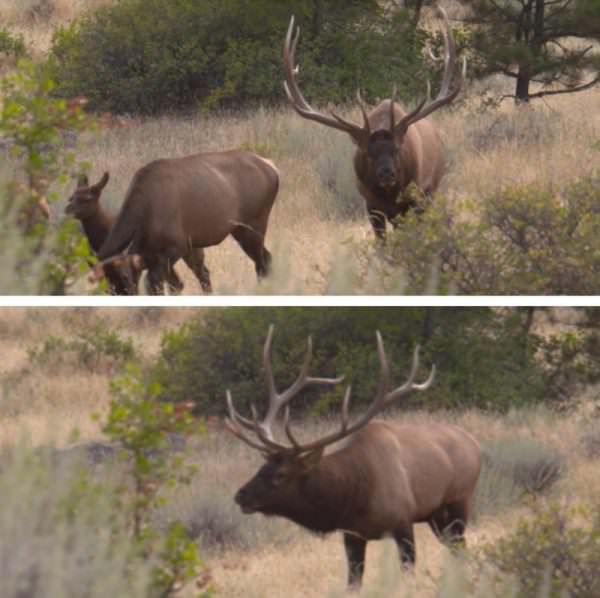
[483,499,600,597]
[48,0,430,115]
[27,319,136,374]
[0,446,158,598]
[0,28,26,63]
[383,173,600,295]
[0,59,99,294]
[153,307,553,416]
[101,364,212,597]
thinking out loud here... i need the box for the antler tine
[226,389,255,431]
[283,406,302,451]
[394,4,461,133]
[224,414,272,454]
[283,16,368,143]
[389,85,398,130]
[356,89,371,133]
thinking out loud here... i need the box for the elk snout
[377,165,397,189]
[234,487,256,514]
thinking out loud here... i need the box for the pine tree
[461,0,600,102]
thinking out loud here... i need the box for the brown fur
[97,150,279,294]
[353,100,447,238]
[65,173,142,295]
[235,421,480,587]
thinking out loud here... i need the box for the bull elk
[96,150,279,294]
[226,326,481,589]
[283,6,462,239]
[65,172,145,295]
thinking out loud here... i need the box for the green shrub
[0,446,156,598]
[152,307,553,416]
[483,500,600,598]
[384,173,600,295]
[0,28,26,63]
[27,320,136,374]
[474,436,564,520]
[47,0,430,115]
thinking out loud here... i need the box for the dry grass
[2,307,599,596]
[1,2,599,294]
[42,82,600,295]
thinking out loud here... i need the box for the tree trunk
[515,64,531,102]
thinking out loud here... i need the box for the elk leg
[164,264,184,295]
[183,248,212,293]
[343,532,366,589]
[427,502,467,549]
[367,209,387,241]
[393,525,416,567]
[231,226,271,278]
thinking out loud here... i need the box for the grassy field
[1,2,599,294]
[2,307,600,596]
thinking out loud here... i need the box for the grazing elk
[283,7,462,239]
[96,150,279,294]
[226,326,481,589]
[65,172,146,294]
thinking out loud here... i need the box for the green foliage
[475,435,564,520]
[153,307,553,416]
[0,446,157,598]
[102,365,211,597]
[384,173,600,294]
[48,0,429,115]
[0,28,27,63]
[27,319,136,374]
[459,0,600,102]
[483,499,600,597]
[0,59,98,294]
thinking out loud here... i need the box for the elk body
[65,172,145,295]
[227,326,481,589]
[283,7,462,239]
[96,150,279,294]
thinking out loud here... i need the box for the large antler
[283,16,370,146]
[226,328,435,455]
[394,6,463,134]
[225,324,345,454]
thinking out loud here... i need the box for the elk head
[227,325,435,519]
[283,6,462,193]
[65,172,110,219]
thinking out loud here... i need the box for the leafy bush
[384,173,600,294]
[483,500,600,598]
[153,307,553,416]
[27,320,136,374]
[47,0,430,115]
[0,60,98,294]
[0,28,26,63]
[475,436,565,520]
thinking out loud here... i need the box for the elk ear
[77,173,89,188]
[298,448,324,473]
[92,172,110,193]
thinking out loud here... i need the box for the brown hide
[65,174,142,295]
[229,327,481,588]
[97,150,279,294]
[236,421,480,540]
[354,100,447,232]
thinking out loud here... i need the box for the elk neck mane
[79,207,114,253]
[277,445,373,535]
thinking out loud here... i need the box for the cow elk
[65,173,145,294]
[96,150,279,294]
[283,6,463,239]
[65,172,147,295]
[226,326,481,589]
